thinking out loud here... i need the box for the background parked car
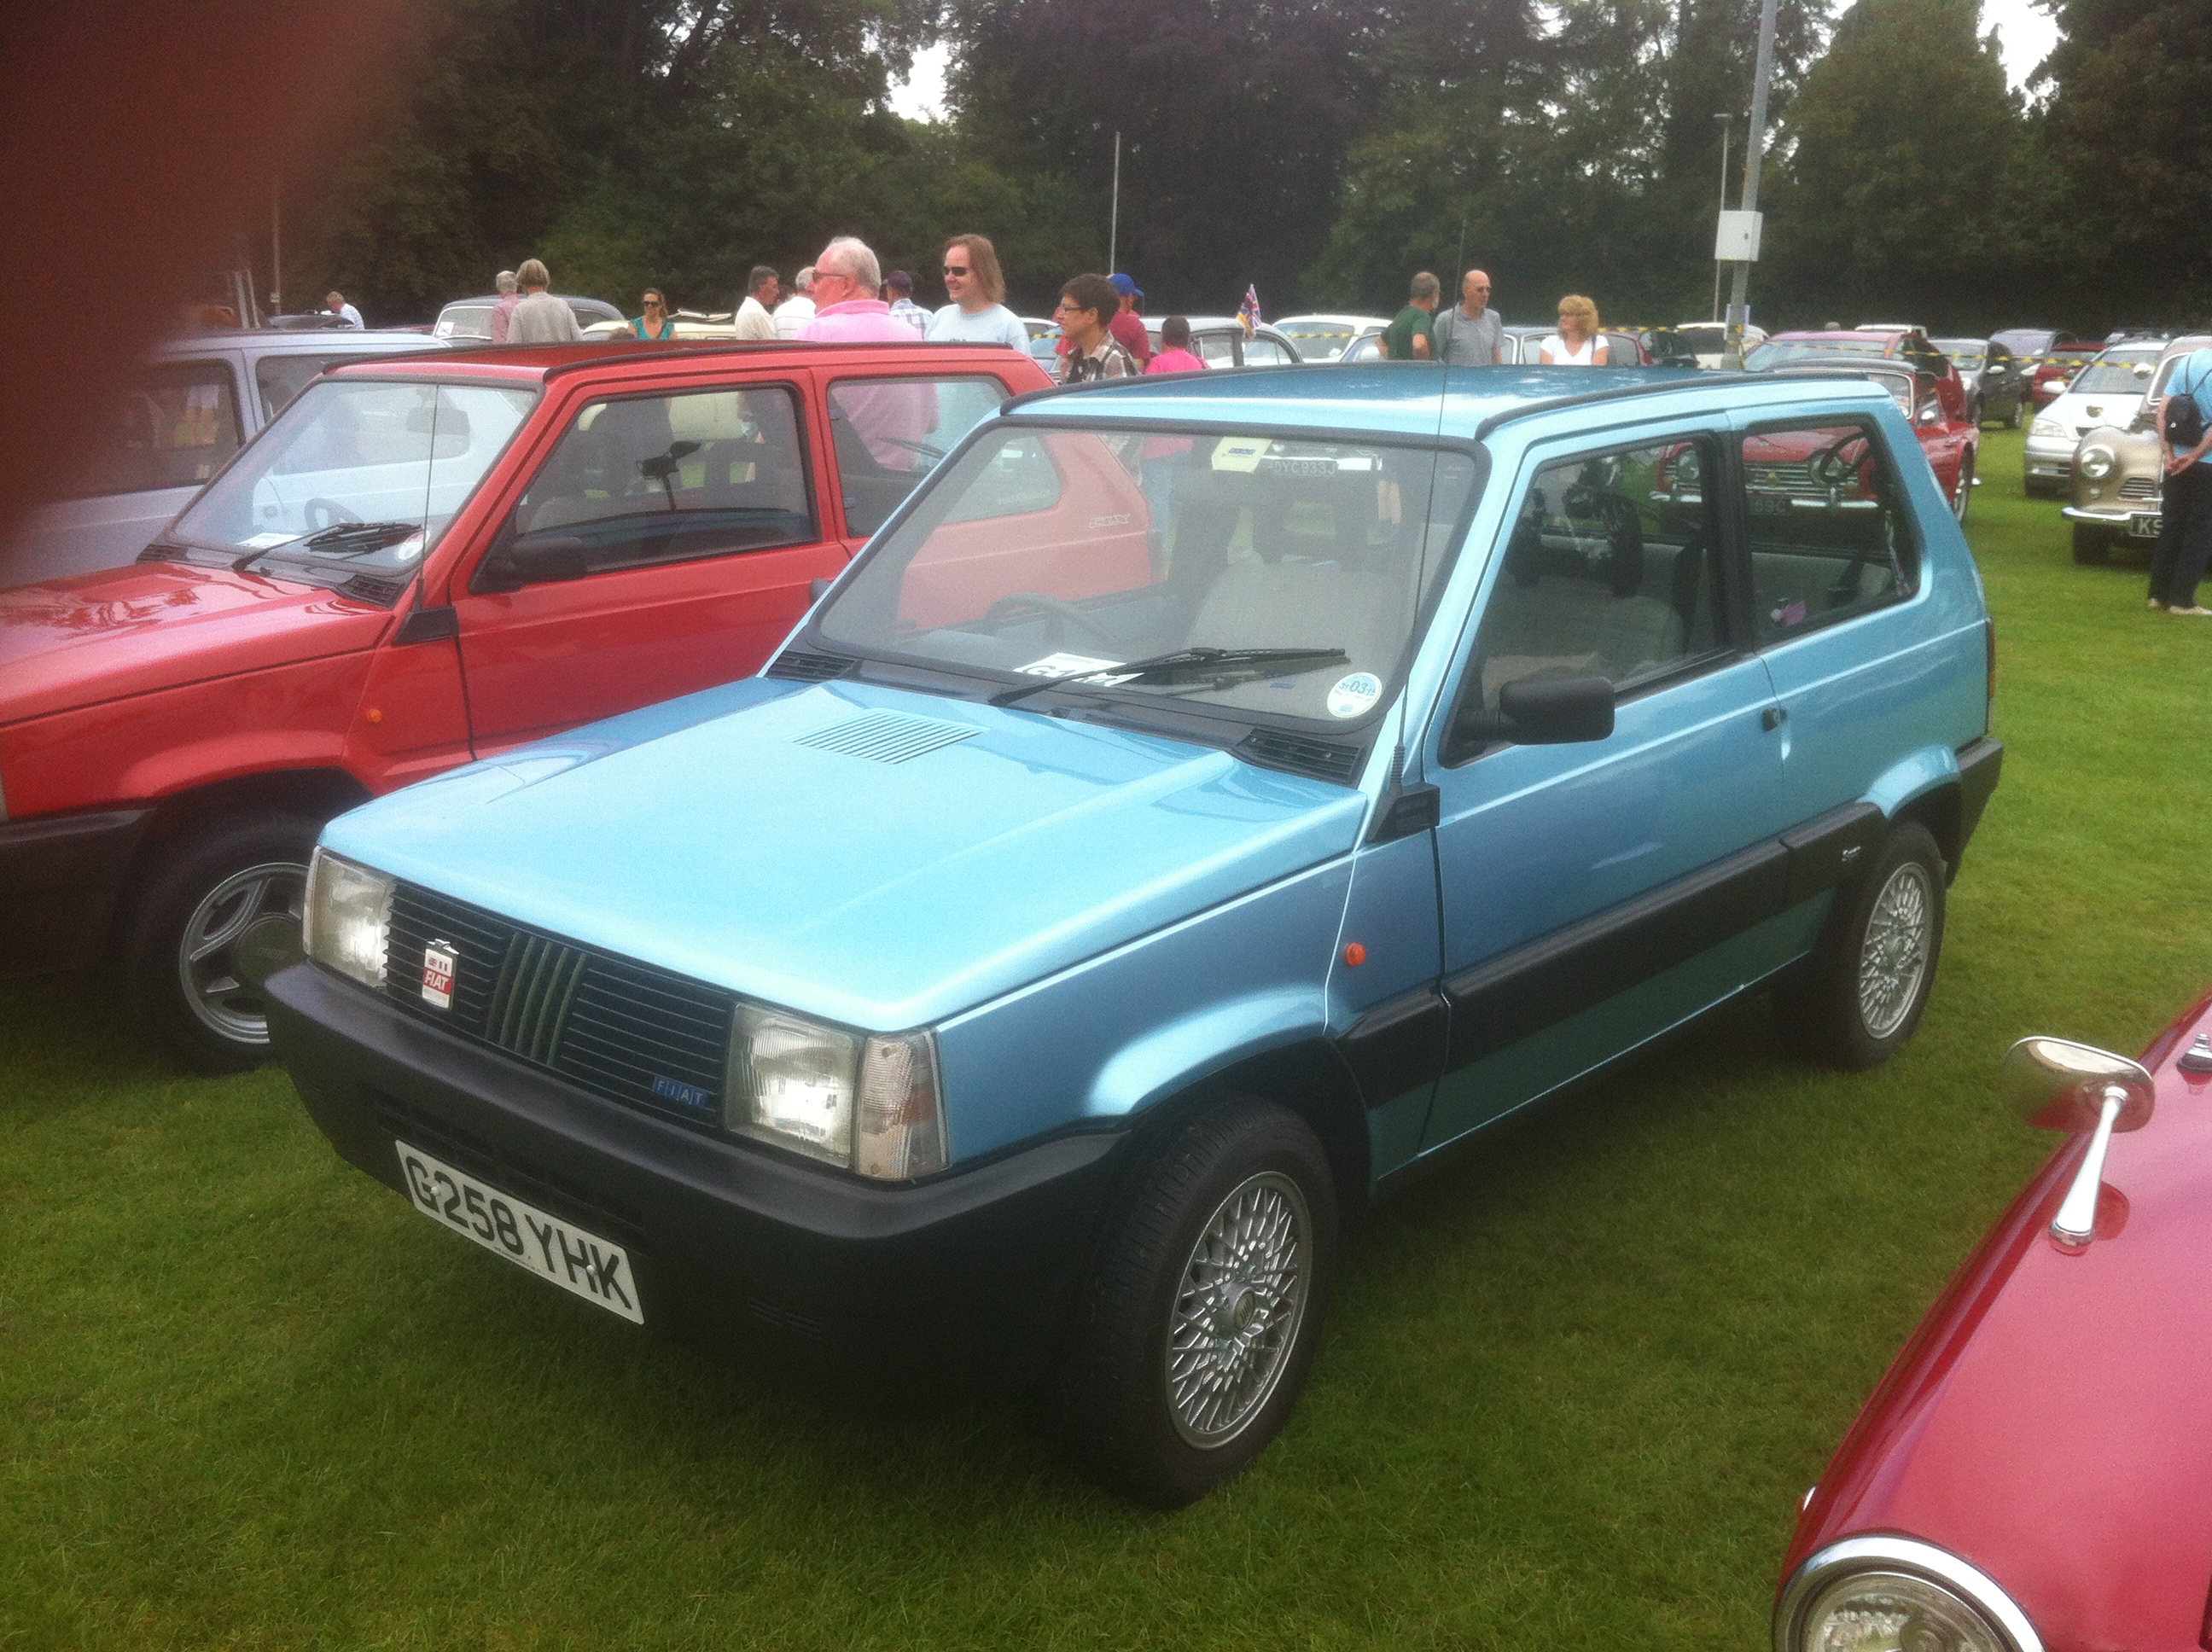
[2062,332,2212,561]
[1,329,450,587]
[434,294,623,340]
[1930,336,2026,428]
[1774,1006,2212,1652]
[0,339,1051,1071]
[1751,358,1982,521]
[1747,329,1952,378]
[1023,317,1305,377]
[1669,320,1768,367]
[2023,339,2165,498]
[1273,313,1391,362]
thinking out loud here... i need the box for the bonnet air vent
[1237,728,1363,785]
[765,649,856,683]
[794,710,979,764]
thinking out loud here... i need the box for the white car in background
[1671,320,1769,368]
[2026,341,2166,497]
[1273,313,1391,362]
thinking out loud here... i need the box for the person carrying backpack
[2150,346,2212,614]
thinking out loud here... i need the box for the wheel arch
[1888,777,1963,877]
[116,766,370,935]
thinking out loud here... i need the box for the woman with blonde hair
[1539,294,1609,365]
[926,233,1029,349]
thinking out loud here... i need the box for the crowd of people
[1377,268,1611,365]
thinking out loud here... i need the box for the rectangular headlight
[303,848,393,992]
[727,1005,946,1180]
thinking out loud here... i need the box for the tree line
[285,0,2211,336]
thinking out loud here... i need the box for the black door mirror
[1459,673,1615,749]
[476,534,592,593]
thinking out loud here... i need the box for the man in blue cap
[1109,273,1152,368]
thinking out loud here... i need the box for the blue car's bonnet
[325,680,1367,1031]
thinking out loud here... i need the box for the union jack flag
[1237,285,1261,336]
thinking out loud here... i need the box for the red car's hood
[0,562,393,724]
[1783,992,2212,1650]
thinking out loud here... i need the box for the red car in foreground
[0,340,1049,1068]
[1774,995,2212,1651]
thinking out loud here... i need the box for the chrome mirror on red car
[2003,1036,2154,1245]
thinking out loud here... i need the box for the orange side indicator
[1342,942,1367,967]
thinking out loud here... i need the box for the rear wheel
[1952,454,1976,523]
[2071,523,2112,565]
[1777,821,1947,1071]
[120,815,318,1072]
[1056,1097,1337,1508]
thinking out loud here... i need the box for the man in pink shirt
[800,236,934,474]
[1144,316,1207,375]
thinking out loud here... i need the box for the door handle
[1762,706,1787,732]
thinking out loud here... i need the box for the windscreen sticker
[391,532,426,564]
[1018,652,1123,678]
[1326,672,1382,718]
[1210,436,1270,473]
[239,531,302,550]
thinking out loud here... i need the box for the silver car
[2,329,448,587]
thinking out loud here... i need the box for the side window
[1462,437,1725,727]
[61,360,241,500]
[1241,337,1289,367]
[254,354,343,422]
[1196,333,1237,367]
[1740,422,1918,646]
[508,386,814,573]
[828,374,1006,538]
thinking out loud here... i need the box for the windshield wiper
[295,520,424,554]
[988,646,1348,707]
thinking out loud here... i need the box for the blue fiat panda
[271,365,2000,1506]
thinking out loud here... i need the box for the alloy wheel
[175,858,308,1045]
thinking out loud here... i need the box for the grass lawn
[7,427,2209,1650]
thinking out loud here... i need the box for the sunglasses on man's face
[943,265,972,276]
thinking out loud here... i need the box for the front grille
[1746,461,1821,497]
[385,881,737,1134]
[2120,477,2160,500]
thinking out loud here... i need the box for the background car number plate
[393,1140,643,1323]
[2130,512,2163,538]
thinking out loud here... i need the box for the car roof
[320,338,1051,386]
[152,330,452,358]
[1766,329,1901,347]
[999,363,1887,443]
[1275,313,1390,329]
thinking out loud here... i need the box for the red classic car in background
[1773,996,2212,1652]
[0,340,1050,1069]
[1748,358,1983,522]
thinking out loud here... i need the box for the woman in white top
[925,234,1030,349]
[1539,294,1610,365]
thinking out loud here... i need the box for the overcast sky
[885,3,2061,124]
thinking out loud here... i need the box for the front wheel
[2071,523,2112,565]
[1776,820,1947,1071]
[120,814,319,1072]
[1952,454,1976,523]
[1056,1097,1338,1507]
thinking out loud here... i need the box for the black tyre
[1952,454,1976,523]
[1777,820,1946,1071]
[120,814,319,1072]
[2004,398,2021,430]
[1057,1097,1337,1508]
[2070,523,2111,565]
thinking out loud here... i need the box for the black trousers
[2150,462,2212,607]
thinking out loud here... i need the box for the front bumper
[2063,504,2162,536]
[2023,444,2074,480]
[0,807,151,975]
[268,961,1129,1390]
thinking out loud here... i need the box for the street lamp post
[1720,0,1781,370]
[1712,113,1733,323]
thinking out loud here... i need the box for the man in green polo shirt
[1382,271,1441,361]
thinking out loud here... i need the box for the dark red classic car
[1773,995,2212,1652]
[1749,359,1982,522]
[0,340,1050,1069]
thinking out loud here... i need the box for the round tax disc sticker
[1326,672,1382,718]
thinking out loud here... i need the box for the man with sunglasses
[925,234,1028,348]
[1431,269,1503,366]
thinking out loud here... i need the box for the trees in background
[284,0,2212,334]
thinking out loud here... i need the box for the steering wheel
[982,591,1117,649]
[1807,436,1870,488]
[305,497,362,532]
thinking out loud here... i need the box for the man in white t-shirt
[325,290,364,329]
[773,267,816,340]
[923,234,1029,349]
[734,265,778,340]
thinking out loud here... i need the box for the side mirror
[2002,1036,2154,1244]
[476,534,592,593]
[1460,673,1615,748]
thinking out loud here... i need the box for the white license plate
[2130,513,2163,539]
[394,1140,643,1323]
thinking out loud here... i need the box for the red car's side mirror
[2003,1036,2155,1245]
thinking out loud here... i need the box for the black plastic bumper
[1955,736,2003,860]
[266,961,1127,1392]
[0,807,150,975]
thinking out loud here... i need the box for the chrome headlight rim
[1773,1534,2042,1652]
[2077,444,2117,480]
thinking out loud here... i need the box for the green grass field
[7,428,2209,1650]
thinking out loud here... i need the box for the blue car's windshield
[815,423,1481,736]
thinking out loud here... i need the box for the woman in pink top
[1144,317,1208,374]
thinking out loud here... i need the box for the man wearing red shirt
[1109,274,1152,367]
